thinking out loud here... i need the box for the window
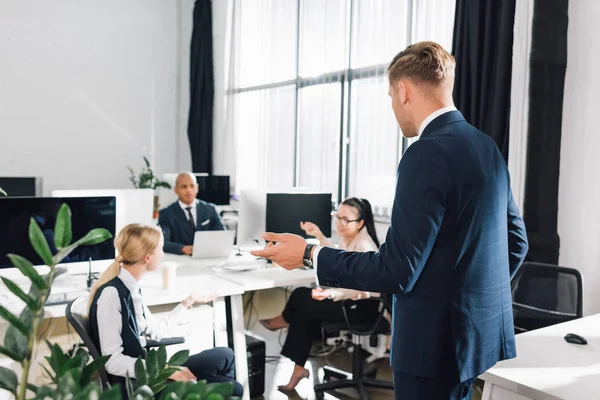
[229,0,456,213]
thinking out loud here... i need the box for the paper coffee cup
[161,261,178,290]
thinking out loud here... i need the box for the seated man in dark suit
[158,172,225,255]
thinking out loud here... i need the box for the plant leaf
[76,228,113,246]
[149,368,179,389]
[73,382,101,400]
[80,355,109,386]
[57,370,77,395]
[183,394,202,400]
[135,358,148,387]
[4,307,33,360]
[100,385,122,400]
[205,394,224,400]
[186,381,207,395]
[206,382,233,397]
[1,277,39,310]
[54,204,72,249]
[58,354,84,377]
[0,366,18,395]
[158,345,167,369]
[134,385,155,400]
[75,346,90,368]
[0,305,29,336]
[0,345,24,362]
[0,187,6,196]
[7,254,47,290]
[29,217,54,266]
[26,382,39,395]
[34,385,55,399]
[49,341,68,374]
[167,350,189,367]
[146,349,158,380]
[164,382,186,399]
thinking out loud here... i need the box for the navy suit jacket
[317,111,528,382]
[158,200,225,254]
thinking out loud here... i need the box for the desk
[480,314,600,400]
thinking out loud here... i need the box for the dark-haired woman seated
[259,197,381,391]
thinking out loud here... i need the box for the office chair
[314,296,394,400]
[66,297,186,388]
[511,262,583,333]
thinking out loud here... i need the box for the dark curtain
[187,0,214,174]
[522,0,568,264]
[452,0,516,162]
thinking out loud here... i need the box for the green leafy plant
[0,203,112,399]
[127,156,171,190]
[126,346,238,400]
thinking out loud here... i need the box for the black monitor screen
[0,177,38,197]
[0,197,116,269]
[266,193,332,238]
[196,175,230,206]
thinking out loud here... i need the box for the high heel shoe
[278,369,310,392]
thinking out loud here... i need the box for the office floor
[245,288,483,400]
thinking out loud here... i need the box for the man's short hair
[388,41,456,88]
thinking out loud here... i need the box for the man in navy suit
[158,172,225,255]
[252,41,528,399]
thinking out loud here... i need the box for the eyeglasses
[333,214,361,227]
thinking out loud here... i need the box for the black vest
[89,277,146,387]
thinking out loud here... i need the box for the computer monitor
[196,176,230,205]
[52,189,154,234]
[266,192,332,239]
[0,177,42,197]
[0,197,116,269]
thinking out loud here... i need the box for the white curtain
[508,0,534,211]
[224,0,457,213]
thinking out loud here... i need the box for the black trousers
[281,287,379,366]
[184,347,244,397]
[393,370,476,400]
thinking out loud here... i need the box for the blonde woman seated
[259,198,381,391]
[87,224,243,397]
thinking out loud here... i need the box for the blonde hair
[388,41,455,89]
[88,224,162,311]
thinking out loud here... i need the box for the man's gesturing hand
[250,233,308,270]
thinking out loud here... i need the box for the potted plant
[127,156,171,219]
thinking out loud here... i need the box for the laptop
[192,231,236,259]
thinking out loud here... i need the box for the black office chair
[511,261,583,333]
[66,297,186,389]
[65,296,111,388]
[314,296,394,400]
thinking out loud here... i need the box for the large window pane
[351,0,410,69]
[299,0,347,77]
[297,83,342,201]
[347,77,399,215]
[413,0,456,50]
[236,0,297,87]
[234,86,296,191]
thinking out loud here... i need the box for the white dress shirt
[313,106,457,283]
[95,267,187,378]
[179,200,198,225]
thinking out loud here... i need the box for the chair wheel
[315,391,325,400]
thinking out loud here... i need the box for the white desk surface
[481,314,600,400]
[164,253,316,292]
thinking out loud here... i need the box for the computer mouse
[564,333,587,345]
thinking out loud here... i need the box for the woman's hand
[300,221,323,239]
[311,287,331,301]
[168,366,197,382]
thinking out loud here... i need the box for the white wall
[0,1,186,195]
[558,0,600,316]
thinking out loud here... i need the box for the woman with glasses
[259,197,381,392]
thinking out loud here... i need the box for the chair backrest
[511,262,583,332]
[65,296,110,387]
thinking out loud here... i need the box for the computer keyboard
[45,290,89,306]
